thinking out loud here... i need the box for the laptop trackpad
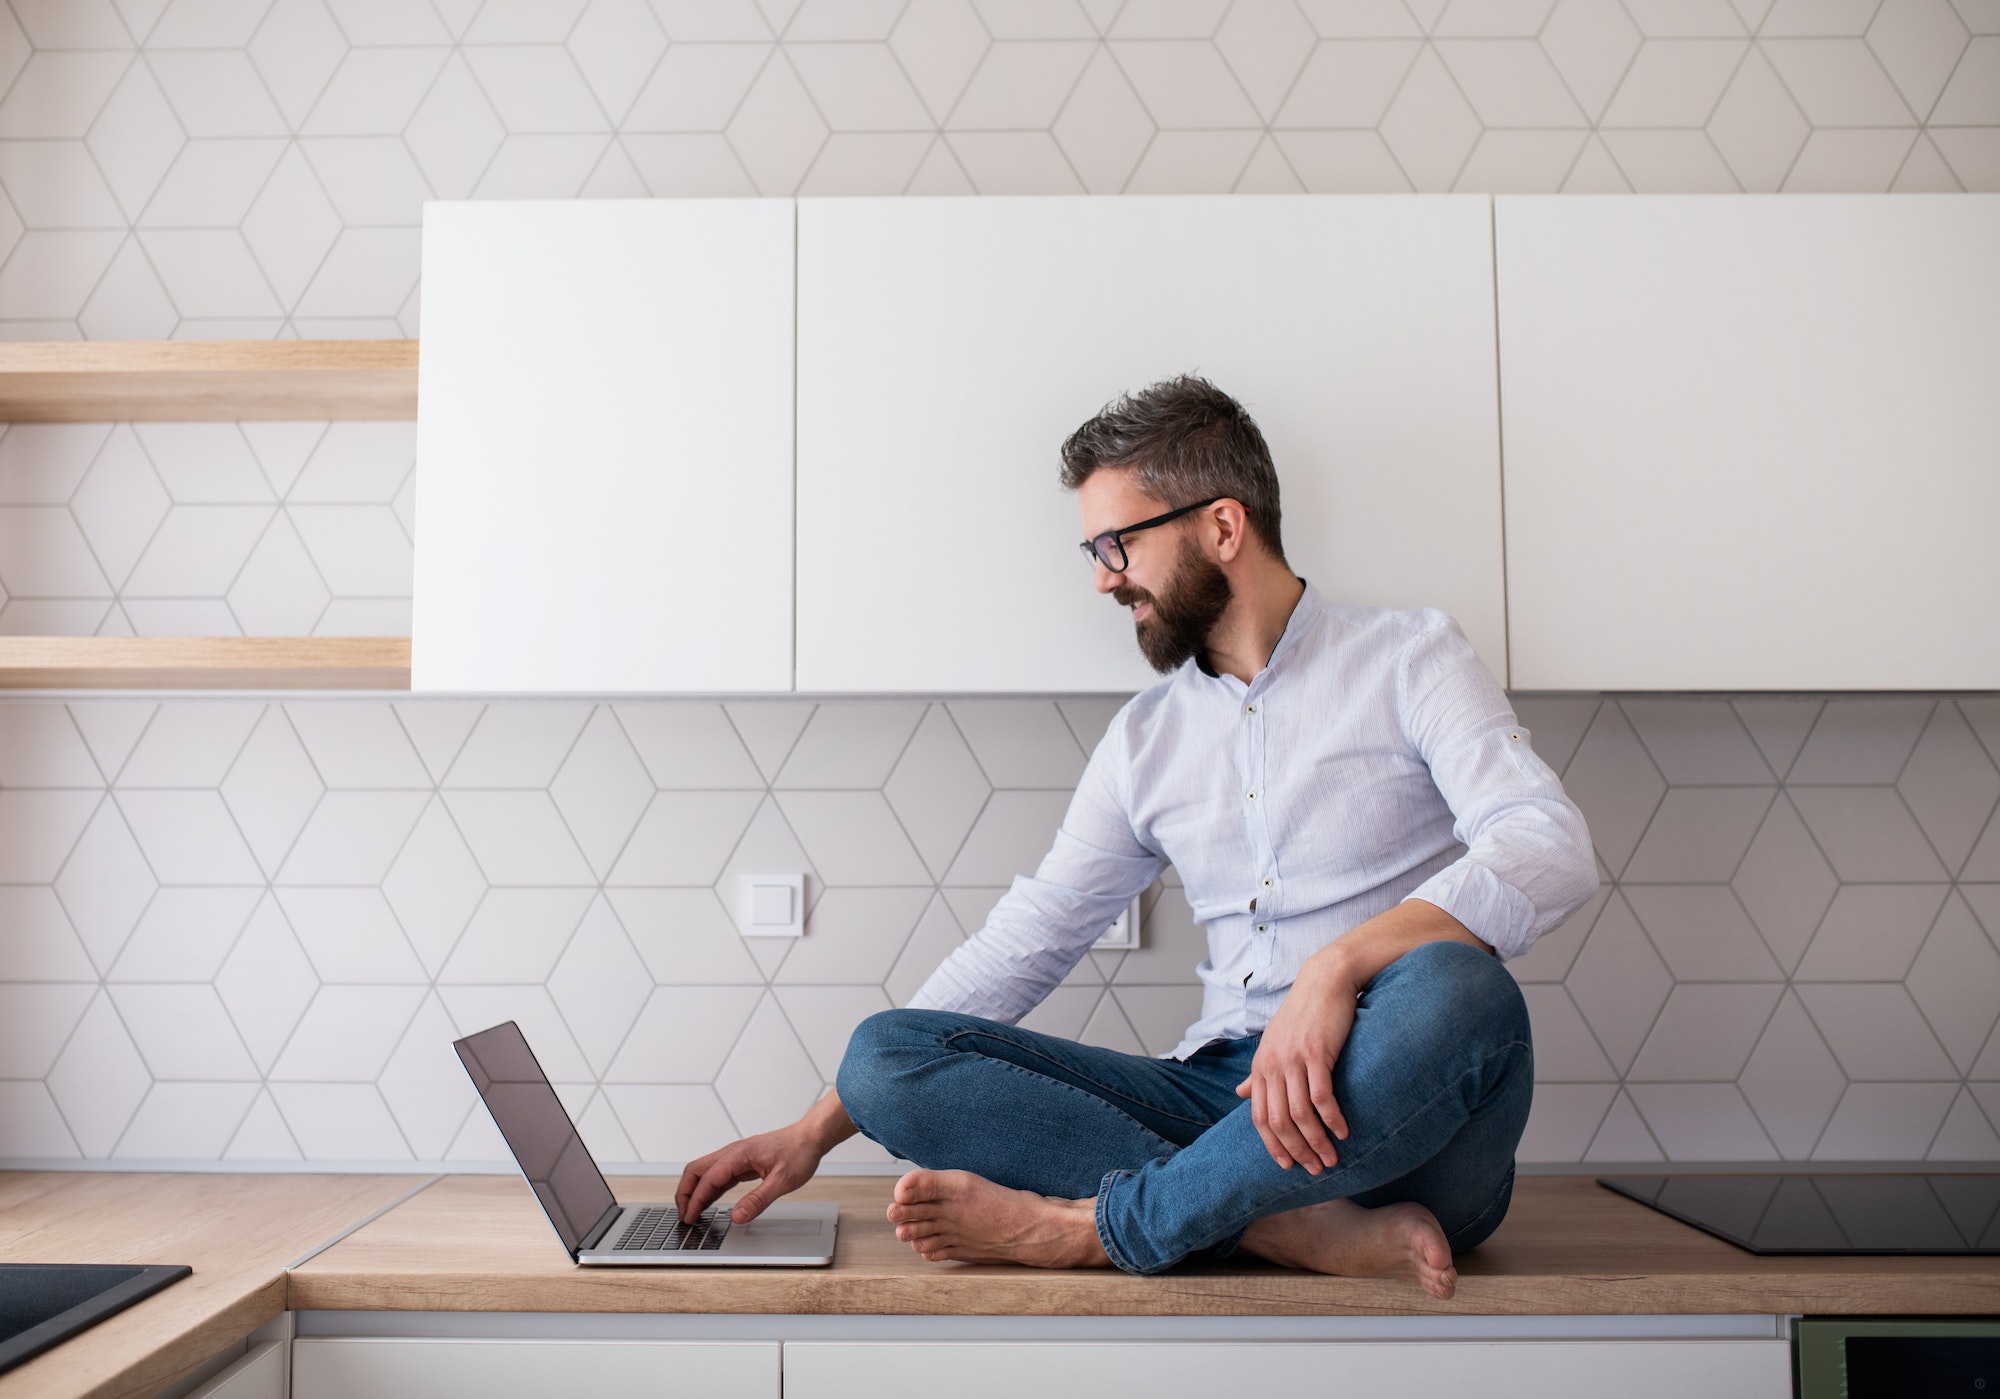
[741,1219,823,1236]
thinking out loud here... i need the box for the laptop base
[578,1201,838,1266]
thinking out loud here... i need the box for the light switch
[1092,898,1143,951]
[738,873,805,937]
[751,883,792,925]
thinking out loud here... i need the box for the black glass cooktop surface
[0,1263,191,1377]
[1599,1174,2000,1255]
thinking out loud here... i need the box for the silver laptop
[453,1020,837,1266]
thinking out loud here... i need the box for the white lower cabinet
[781,1340,1792,1399]
[290,1338,780,1399]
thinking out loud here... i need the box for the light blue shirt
[909,583,1599,1060]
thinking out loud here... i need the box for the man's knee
[1371,938,1530,1049]
[834,1008,949,1125]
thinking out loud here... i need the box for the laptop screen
[454,1020,617,1257]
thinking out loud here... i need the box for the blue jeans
[835,939,1533,1276]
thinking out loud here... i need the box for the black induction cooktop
[1599,1174,2000,1255]
[0,1263,192,1377]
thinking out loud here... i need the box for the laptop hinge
[578,1203,624,1254]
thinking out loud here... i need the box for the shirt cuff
[1403,858,1540,961]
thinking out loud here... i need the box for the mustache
[1112,583,1155,609]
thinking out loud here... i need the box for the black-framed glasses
[1079,497,1223,573]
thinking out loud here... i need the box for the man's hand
[1235,959,1355,1173]
[674,1090,858,1224]
[1234,899,1493,1173]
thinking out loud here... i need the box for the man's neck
[1203,566,1307,684]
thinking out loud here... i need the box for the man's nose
[1093,558,1123,594]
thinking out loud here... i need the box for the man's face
[1078,471,1233,674]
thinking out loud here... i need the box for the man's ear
[1210,500,1249,563]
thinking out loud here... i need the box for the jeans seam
[1250,1036,1532,1216]
[939,1027,1219,1129]
[1095,1171,1143,1274]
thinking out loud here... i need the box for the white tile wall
[0,422,412,637]
[2,0,1997,1170]
[2,692,1998,1167]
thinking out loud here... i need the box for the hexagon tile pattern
[0,422,413,638]
[4,691,2000,1168]
[0,0,1996,338]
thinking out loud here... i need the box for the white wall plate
[738,872,805,938]
[1092,898,1143,951]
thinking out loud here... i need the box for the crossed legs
[835,940,1534,1291]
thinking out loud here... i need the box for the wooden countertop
[0,1172,426,1399]
[4,1168,1994,1399]
[290,1174,2000,1318]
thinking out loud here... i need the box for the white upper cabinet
[413,200,796,693]
[1498,195,2000,692]
[795,196,1507,694]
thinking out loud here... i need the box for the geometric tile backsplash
[0,421,412,637]
[3,691,1998,1167]
[2,0,1997,341]
[3,0,1998,1171]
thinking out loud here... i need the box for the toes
[893,1169,937,1204]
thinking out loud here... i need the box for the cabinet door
[293,1338,780,1399]
[414,199,795,693]
[1497,194,2000,691]
[782,1340,1790,1399]
[795,196,1506,693]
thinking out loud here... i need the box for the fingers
[1248,1072,1294,1170]
[673,1157,710,1218]
[1308,1060,1348,1143]
[730,1181,776,1224]
[1286,1065,1338,1170]
[1264,1070,1322,1175]
[1245,1059,1348,1173]
[684,1158,751,1221]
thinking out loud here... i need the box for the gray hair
[1059,375,1285,563]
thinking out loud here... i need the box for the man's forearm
[1309,897,1492,992]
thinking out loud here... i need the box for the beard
[1114,533,1234,674]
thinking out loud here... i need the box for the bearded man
[677,376,1597,1296]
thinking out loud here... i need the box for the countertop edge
[279,1269,2000,1318]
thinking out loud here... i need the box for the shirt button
[1246,704,1256,713]
[1246,791,1256,800]
[1262,878,1272,887]
[1509,732,1521,741]
[1257,924,1267,933]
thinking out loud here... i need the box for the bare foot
[1241,1198,1458,1299]
[886,1168,1110,1268]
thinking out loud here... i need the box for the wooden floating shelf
[0,340,419,421]
[0,637,412,689]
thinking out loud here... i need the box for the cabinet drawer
[293,1338,780,1399]
[783,1340,1791,1399]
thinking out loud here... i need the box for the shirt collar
[1192,578,1323,683]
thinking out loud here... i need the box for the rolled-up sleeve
[907,715,1166,1024]
[1396,616,1598,961]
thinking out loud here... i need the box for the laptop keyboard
[611,1206,731,1252]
